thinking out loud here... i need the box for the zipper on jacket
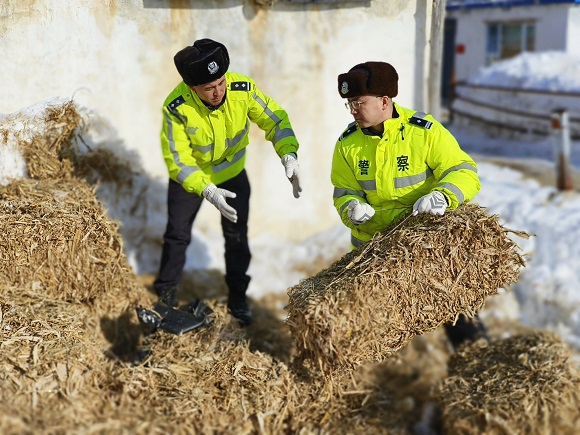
[399,124,405,140]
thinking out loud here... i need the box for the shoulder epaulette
[167,95,185,111]
[230,81,252,91]
[339,122,358,140]
[409,111,432,129]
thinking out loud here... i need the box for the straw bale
[0,100,317,433]
[439,331,580,434]
[0,178,138,303]
[286,203,529,374]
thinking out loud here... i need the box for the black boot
[157,286,178,308]
[227,293,253,327]
[226,275,252,327]
[444,313,488,350]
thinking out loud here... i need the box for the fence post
[551,109,574,191]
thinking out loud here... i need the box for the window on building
[486,21,535,65]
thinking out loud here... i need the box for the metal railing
[450,81,579,190]
[450,81,580,139]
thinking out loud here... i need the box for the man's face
[192,75,227,106]
[346,95,388,129]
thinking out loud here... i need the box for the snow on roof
[468,51,580,94]
[447,0,580,11]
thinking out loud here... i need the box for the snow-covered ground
[2,51,580,355]
[443,52,580,353]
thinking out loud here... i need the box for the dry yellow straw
[287,203,529,374]
[440,331,580,434]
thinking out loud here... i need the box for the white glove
[281,154,302,199]
[347,200,375,225]
[202,183,238,223]
[413,191,447,216]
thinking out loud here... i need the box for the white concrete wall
[0,0,433,241]
[567,7,580,57]
[449,4,573,82]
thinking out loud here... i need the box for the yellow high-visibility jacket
[161,71,299,195]
[331,102,480,248]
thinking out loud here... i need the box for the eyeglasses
[344,96,384,111]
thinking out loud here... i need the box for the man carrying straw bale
[331,61,487,349]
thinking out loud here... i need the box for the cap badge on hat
[340,82,349,95]
[208,61,219,75]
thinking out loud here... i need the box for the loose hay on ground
[2,100,434,434]
[440,331,580,434]
[286,203,529,374]
[5,99,573,434]
[1,101,308,433]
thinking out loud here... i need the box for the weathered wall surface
[1,0,432,240]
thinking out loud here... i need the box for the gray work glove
[202,183,238,223]
[347,199,375,225]
[281,154,303,198]
[413,191,447,216]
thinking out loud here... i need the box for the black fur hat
[174,39,230,86]
[337,61,398,99]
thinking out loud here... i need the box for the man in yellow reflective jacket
[154,39,302,326]
[331,61,486,348]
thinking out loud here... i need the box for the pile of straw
[0,100,435,433]
[0,178,139,304]
[440,331,580,433]
[0,100,327,433]
[19,101,84,180]
[3,100,577,434]
[286,203,529,374]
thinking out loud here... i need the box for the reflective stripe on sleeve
[177,165,200,184]
[274,127,296,144]
[333,187,366,198]
[253,94,297,145]
[168,109,186,124]
[253,94,282,123]
[436,182,465,204]
[351,234,365,248]
[440,162,478,179]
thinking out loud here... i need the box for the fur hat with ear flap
[174,39,230,86]
[337,61,398,99]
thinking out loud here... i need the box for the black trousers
[153,170,252,297]
[443,313,488,350]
